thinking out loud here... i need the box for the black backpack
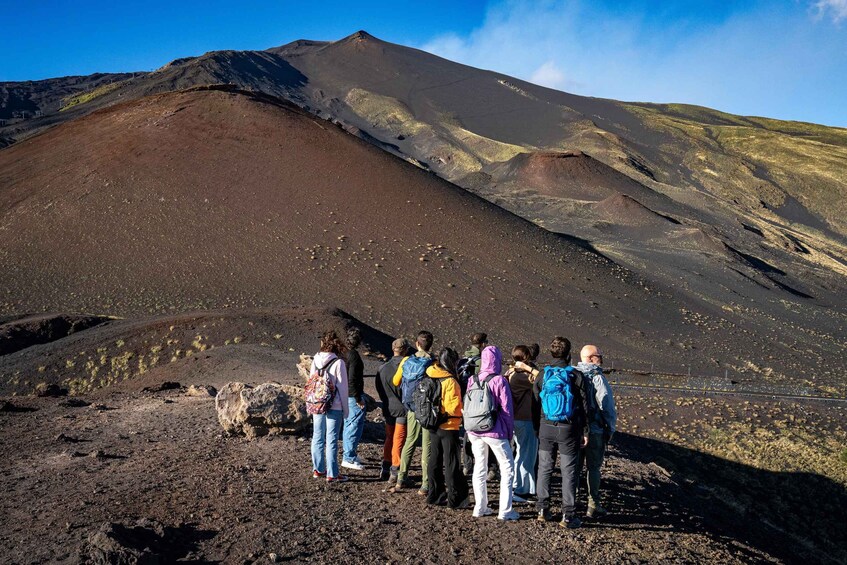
[456,355,480,396]
[412,377,445,431]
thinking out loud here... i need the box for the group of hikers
[304,329,617,529]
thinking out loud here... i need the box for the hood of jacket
[313,351,339,368]
[576,361,601,376]
[463,345,481,358]
[479,345,502,378]
[426,364,453,379]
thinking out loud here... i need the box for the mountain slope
[2,34,846,389]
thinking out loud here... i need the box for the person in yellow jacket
[425,348,470,509]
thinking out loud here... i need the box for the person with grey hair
[577,344,617,519]
[376,337,412,482]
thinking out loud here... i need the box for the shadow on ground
[600,433,847,564]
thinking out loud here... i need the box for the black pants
[536,421,581,519]
[428,428,469,508]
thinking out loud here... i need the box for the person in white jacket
[310,331,350,482]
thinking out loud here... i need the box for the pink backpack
[304,357,340,415]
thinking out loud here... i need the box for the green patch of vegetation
[60,81,126,111]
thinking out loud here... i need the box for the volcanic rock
[59,398,92,408]
[34,383,67,397]
[215,382,308,439]
[141,382,181,393]
[82,519,167,564]
[186,384,217,398]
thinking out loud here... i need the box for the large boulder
[215,382,308,439]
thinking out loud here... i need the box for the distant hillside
[2,33,846,389]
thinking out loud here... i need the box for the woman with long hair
[425,347,469,509]
[309,330,350,482]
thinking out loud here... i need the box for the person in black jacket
[375,338,412,482]
[517,336,590,529]
[342,328,367,471]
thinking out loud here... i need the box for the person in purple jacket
[467,345,519,520]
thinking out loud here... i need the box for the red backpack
[304,357,340,415]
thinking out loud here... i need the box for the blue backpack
[401,356,432,411]
[540,366,576,422]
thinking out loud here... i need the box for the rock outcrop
[186,384,217,398]
[215,382,308,439]
[34,383,67,397]
[82,519,168,564]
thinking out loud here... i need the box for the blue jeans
[312,409,343,478]
[343,397,365,462]
[513,419,538,495]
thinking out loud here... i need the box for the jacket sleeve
[532,369,542,401]
[336,359,349,419]
[497,377,515,439]
[532,369,543,431]
[595,372,617,434]
[573,370,590,436]
[441,377,463,419]
[392,357,407,387]
[375,365,388,405]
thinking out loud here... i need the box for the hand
[581,435,589,448]
[514,361,530,372]
[357,400,365,409]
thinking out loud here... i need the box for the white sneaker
[473,507,495,518]
[498,510,520,521]
[341,459,365,471]
[512,494,527,503]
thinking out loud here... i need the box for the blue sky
[2,0,846,127]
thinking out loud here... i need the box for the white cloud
[417,0,847,126]
[530,60,567,90]
[814,0,847,23]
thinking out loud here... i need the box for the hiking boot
[537,508,553,522]
[341,459,365,471]
[312,470,326,479]
[379,461,391,481]
[451,497,471,510]
[386,478,413,493]
[512,493,528,504]
[473,507,495,518]
[499,510,520,521]
[560,516,582,529]
[417,487,429,496]
[587,505,608,519]
[326,475,349,483]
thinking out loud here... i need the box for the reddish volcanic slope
[0,86,839,382]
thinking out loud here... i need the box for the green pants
[585,432,606,507]
[398,410,430,486]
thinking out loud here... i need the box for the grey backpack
[463,374,498,433]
